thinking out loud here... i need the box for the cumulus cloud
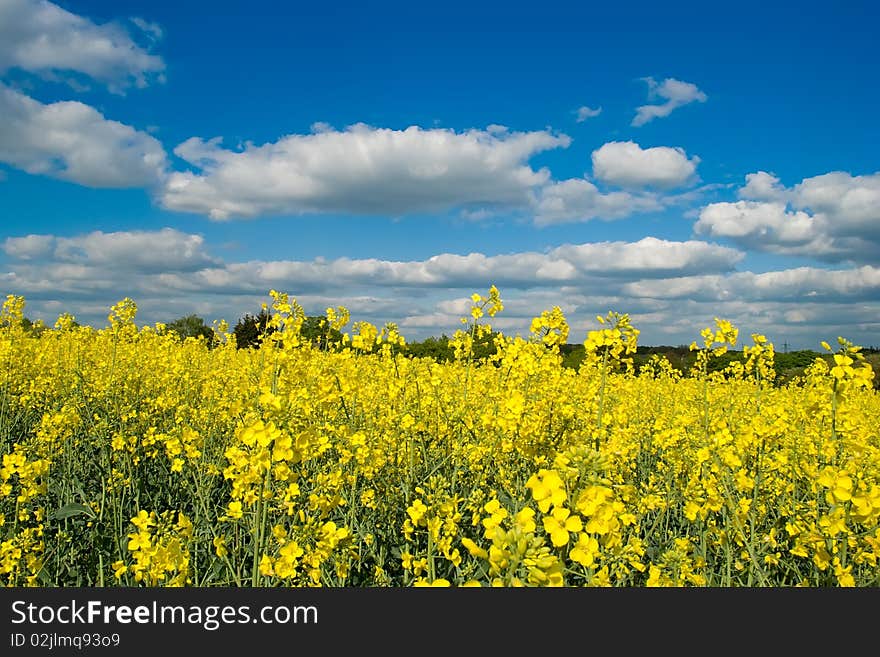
[3,228,218,273]
[738,171,788,202]
[616,265,880,349]
[591,141,700,189]
[1,228,740,323]
[4,227,878,349]
[694,201,827,254]
[699,170,880,263]
[0,0,165,91]
[533,178,663,225]
[622,266,880,303]
[158,124,571,220]
[0,83,167,187]
[549,238,742,277]
[575,106,602,122]
[632,77,707,127]
[1,233,54,260]
[794,172,880,237]
[142,237,741,294]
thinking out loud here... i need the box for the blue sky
[1,0,878,349]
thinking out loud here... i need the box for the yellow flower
[569,533,600,568]
[514,507,536,534]
[833,558,854,587]
[542,507,582,547]
[413,578,451,587]
[575,485,613,516]
[130,510,154,531]
[127,531,151,552]
[259,555,275,577]
[526,470,566,513]
[213,536,228,558]
[407,499,428,526]
[818,468,853,504]
[461,537,488,559]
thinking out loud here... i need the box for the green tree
[233,310,274,349]
[166,314,216,344]
[301,315,344,351]
[405,334,453,362]
[20,316,48,336]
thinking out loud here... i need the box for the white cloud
[5,227,878,349]
[632,77,707,127]
[793,172,880,236]
[622,266,880,303]
[615,266,880,350]
[739,171,788,202]
[550,237,742,277]
[159,124,571,220]
[533,178,663,225]
[1,229,740,322]
[1,233,54,260]
[3,228,218,273]
[575,106,602,122]
[130,17,163,42]
[0,83,167,187]
[591,141,700,189]
[153,237,739,293]
[694,201,828,254]
[0,0,165,91]
[701,170,880,263]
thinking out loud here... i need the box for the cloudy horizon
[1,0,878,350]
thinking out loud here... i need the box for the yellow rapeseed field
[0,288,877,587]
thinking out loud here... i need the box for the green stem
[595,349,608,451]
[251,465,272,586]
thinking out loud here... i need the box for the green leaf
[53,502,96,520]
[37,567,54,586]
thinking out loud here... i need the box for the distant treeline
[11,311,878,388]
[407,335,879,387]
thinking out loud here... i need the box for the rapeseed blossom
[0,290,877,587]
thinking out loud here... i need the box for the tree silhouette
[166,314,216,344]
[233,310,274,349]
